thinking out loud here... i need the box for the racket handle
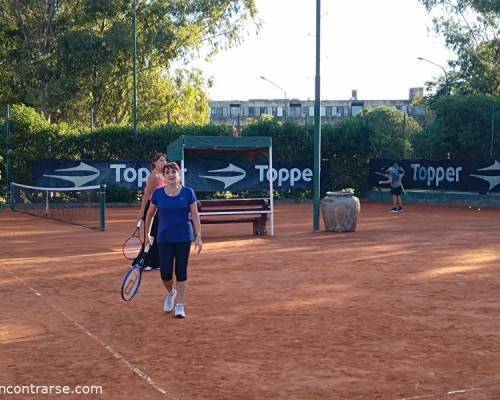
[136,220,142,228]
[143,243,151,253]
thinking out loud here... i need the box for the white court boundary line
[1,265,177,399]
[395,383,500,400]
[396,387,481,400]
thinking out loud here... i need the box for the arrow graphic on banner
[43,162,100,187]
[199,163,247,189]
[469,160,500,191]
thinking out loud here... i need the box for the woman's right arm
[137,175,156,222]
[145,202,157,246]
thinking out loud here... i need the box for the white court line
[1,265,177,399]
[0,250,118,265]
[396,386,482,399]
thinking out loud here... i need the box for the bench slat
[201,218,260,224]
[199,208,270,213]
[199,210,271,216]
[199,199,268,206]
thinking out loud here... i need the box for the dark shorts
[391,186,402,196]
[158,241,191,282]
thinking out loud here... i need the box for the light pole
[417,56,449,95]
[313,0,321,232]
[260,76,288,120]
[132,0,138,134]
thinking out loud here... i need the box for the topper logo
[199,163,247,189]
[470,160,500,190]
[110,164,150,187]
[43,162,100,187]
[410,164,463,187]
[255,165,313,187]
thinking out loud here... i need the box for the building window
[352,105,363,116]
[230,104,241,117]
[272,107,285,117]
[289,104,302,117]
[248,107,257,117]
[211,107,224,117]
[325,106,333,117]
[336,106,349,116]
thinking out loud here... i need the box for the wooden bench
[197,198,271,236]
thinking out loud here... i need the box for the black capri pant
[158,241,191,282]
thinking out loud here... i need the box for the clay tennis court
[1,202,499,400]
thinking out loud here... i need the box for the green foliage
[418,0,499,96]
[412,95,500,159]
[243,119,312,161]
[9,104,51,133]
[3,104,232,189]
[0,0,258,127]
[106,185,140,204]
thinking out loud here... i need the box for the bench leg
[253,216,268,236]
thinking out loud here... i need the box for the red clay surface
[1,202,500,400]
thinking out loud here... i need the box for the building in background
[210,88,425,130]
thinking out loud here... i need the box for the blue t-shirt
[151,186,197,243]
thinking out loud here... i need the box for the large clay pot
[321,191,360,232]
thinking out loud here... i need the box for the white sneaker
[163,289,177,313]
[174,304,186,318]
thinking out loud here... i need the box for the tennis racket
[122,220,143,260]
[121,243,150,302]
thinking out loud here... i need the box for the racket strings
[123,236,143,260]
[121,268,142,301]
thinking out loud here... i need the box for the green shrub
[105,185,139,204]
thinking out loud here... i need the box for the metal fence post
[100,184,107,231]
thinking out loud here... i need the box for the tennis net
[10,182,106,231]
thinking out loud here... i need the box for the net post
[10,182,14,210]
[45,189,49,216]
[100,184,106,231]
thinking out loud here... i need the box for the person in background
[134,152,167,270]
[145,162,202,318]
[379,161,405,213]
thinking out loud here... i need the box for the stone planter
[321,191,360,232]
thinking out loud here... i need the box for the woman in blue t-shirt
[145,162,202,318]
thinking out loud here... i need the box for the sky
[191,0,455,102]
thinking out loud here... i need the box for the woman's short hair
[163,162,180,174]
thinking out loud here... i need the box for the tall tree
[419,0,499,95]
[412,95,500,159]
[0,0,258,127]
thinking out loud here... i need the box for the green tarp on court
[167,136,272,161]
